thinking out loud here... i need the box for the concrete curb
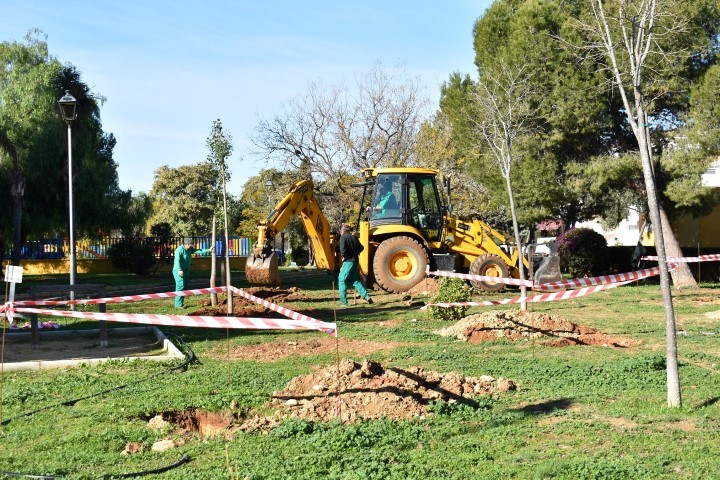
[1,327,184,372]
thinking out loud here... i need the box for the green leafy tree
[1,30,130,263]
[149,163,216,236]
[443,0,719,232]
[0,30,61,264]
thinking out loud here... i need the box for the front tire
[373,236,428,293]
[469,254,509,293]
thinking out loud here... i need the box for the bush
[556,227,609,277]
[427,278,471,322]
[108,238,155,275]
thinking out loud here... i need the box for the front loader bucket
[245,252,281,286]
[533,253,561,286]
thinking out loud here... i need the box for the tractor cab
[366,169,444,242]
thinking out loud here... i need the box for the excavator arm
[245,179,337,285]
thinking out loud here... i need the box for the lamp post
[58,90,77,300]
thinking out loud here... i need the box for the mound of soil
[240,358,516,430]
[207,337,403,362]
[436,310,639,348]
[192,287,309,317]
[407,278,440,297]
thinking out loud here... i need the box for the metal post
[67,123,76,303]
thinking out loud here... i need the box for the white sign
[4,265,23,283]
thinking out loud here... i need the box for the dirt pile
[437,310,639,347]
[192,287,309,317]
[240,358,515,431]
[407,278,440,297]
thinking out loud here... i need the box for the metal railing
[4,236,251,260]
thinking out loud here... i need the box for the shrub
[427,278,471,322]
[556,227,609,277]
[108,237,155,275]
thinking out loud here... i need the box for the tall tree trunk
[505,171,527,310]
[222,181,232,315]
[210,216,218,306]
[658,207,697,288]
[10,169,25,267]
[637,120,682,407]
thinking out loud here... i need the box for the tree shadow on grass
[510,397,576,416]
[696,396,720,409]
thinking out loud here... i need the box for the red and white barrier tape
[2,285,337,336]
[10,307,337,335]
[228,286,321,325]
[9,286,229,307]
[642,254,720,263]
[532,265,665,291]
[426,266,533,287]
[421,280,632,310]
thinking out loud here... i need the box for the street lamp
[58,90,77,299]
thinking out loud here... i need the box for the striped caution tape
[532,265,664,291]
[2,285,337,336]
[9,307,337,335]
[421,280,633,310]
[426,266,533,287]
[229,286,322,325]
[642,254,720,263]
[9,286,229,307]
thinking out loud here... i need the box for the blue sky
[3,0,491,195]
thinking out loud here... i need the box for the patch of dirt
[606,417,638,429]
[239,358,516,430]
[192,287,310,317]
[704,310,720,319]
[207,337,404,362]
[691,296,720,304]
[407,278,440,297]
[436,310,639,348]
[158,409,237,438]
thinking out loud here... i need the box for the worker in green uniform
[338,224,373,307]
[173,237,214,308]
[372,182,398,219]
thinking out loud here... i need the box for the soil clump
[407,278,440,297]
[437,310,639,347]
[239,358,516,431]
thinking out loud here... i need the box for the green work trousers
[338,260,368,305]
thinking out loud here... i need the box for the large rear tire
[469,254,508,293]
[373,236,428,293]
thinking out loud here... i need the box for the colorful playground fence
[4,236,252,260]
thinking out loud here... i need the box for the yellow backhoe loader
[246,167,554,292]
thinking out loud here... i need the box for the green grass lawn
[1,270,719,479]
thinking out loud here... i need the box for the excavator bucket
[532,240,562,286]
[245,252,281,286]
[533,253,561,286]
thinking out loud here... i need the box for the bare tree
[589,0,681,406]
[470,61,541,309]
[252,63,430,191]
